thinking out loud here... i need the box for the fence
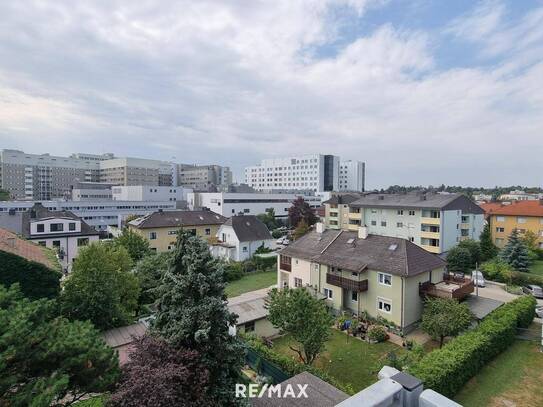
[245,348,290,384]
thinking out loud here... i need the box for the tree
[288,197,317,228]
[153,231,244,405]
[457,239,481,268]
[109,335,211,407]
[420,298,472,348]
[0,188,10,200]
[267,287,333,365]
[292,219,310,240]
[521,230,539,251]
[499,229,532,272]
[479,223,498,261]
[446,246,472,274]
[257,208,278,231]
[0,250,61,300]
[113,228,152,262]
[61,243,140,330]
[0,284,119,406]
[133,252,173,306]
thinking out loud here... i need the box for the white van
[472,271,486,287]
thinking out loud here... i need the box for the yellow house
[277,224,471,333]
[482,200,543,249]
[128,209,226,252]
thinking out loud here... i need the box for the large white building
[188,192,322,219]
[338,160,365,192]
[111,185,192,202]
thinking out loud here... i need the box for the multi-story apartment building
[177,164,232,191]
[481,200,543,249]
[99,157,176,186]
[188,192,322,219]
[324,192,484,254]
[338,160,365,192]
[111,185,192,202]
[277,224,471,332]
[0,149,114,200]
[244,154,342,192]
[498,190,543,201]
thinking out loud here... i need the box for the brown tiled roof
[0,227,57,270]
[280,229,445,277]
[479,202,504,216]
[482,200,543,217]
[129,209,227,229]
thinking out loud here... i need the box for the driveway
[475,282,543,307]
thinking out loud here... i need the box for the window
[52,240,61,247]
[50,223,63,232]
[244,321,255,333]
[205,228,211,236]
[378,273,392,286]
[496,216,505,222]
[149,232,157,240]
[168,230,178,235]
[351,272,357,277]
[232,209,235,214]
[222,233,226,242]
[409,210,415,216]
[371,209,377,214]
[190,229,197,235]
[517,217,527,224]
[409,237,415,242]
[242,246,248,252]
[396,222,403,228]
[37,224,44,233]
[371,220,377,226]
[243,208,250,213]
[381,221,387,227]
[377,297,392,313]
[495,238,504,246]
[38,241,46,246]
[294,277,302,287]
[496,227,505,233]
[351,291,358,302]
[397,210,404,215]
[77,238,89,247]
[323,288,333,299]
[314,264,320,272]
[68,222,76,231]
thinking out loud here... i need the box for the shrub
[409,295,536,398]
[367,325,388,343]
[225,262,244,282]
[241,334,354,395]
[253,255,277,271]
[513,271,543,287]
[480,259,513,283]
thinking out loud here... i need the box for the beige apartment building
[128,209,226,252]
[278,224,475,332]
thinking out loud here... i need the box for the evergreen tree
[133,252,173,307]
[479,223,498,261]
[153,231,244,405]
[457,239,481,268]
[446,246,472,274]
[499,229,531,272]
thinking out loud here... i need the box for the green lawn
[225,271,276,297]
[529,260,543,276]
[454,339,543,407]
[272,329,403,392]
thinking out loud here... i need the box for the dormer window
[37,224,44,233]
[69,222,76,231]
[50,223,64,232]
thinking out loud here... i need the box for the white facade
[499,190,543,201]
[338,160,365,192]
[111,185,192,202]
[0,200,177,231]
[244,154,340,192]
[188,192,322,218]
[212,223,274,261]
[71,188,113,201]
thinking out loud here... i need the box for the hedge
[0,250,61,299]
[409,295,536,398]
[241,334,355,395]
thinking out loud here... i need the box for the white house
[211,215,274,261]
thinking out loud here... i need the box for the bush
[272,229,284,239]
[241,334,354,395]
[253,255,277,271]
[367,325,388,343]
[225,262,244,282]
[514,271,543,287]
[480,259,513,283]
[505,285,523,295]
[409,295,536,398]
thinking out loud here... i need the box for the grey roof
[464,295,503,320]
[251,371,349,407]
[350,192,484,214]
[129,209,226,229]
[224,215,272,242]
[102,321,148,348]
[228,295,269,325]
[21,203,99,238]
[323,193,364,205]
[280,230,446,277]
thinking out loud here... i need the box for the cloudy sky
[0,0,542,188]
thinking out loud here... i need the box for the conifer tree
[153,231,244,405]
[479,223,498,261]
[499,228,531,272]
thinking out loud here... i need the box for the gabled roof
[223,215,272,242]
[0,227,58,270]
[482,200,543,217]
[280,230,445,277]
[129,209,226,229]
[349,193,484,214]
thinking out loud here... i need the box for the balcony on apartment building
[420,237,440,253]
[326,269,368,292]
[347,219,362,231]
[279,255,291,272]
[420,224,440,240]
[421,209,441,226]
[348,208,362,220]
[419,272,474,300]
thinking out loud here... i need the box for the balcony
[420,230,440,240]
[349,212,362,220]
[460,223,470,229]
[421,217,440,226]
[326,273,368,292]
[279,262,291,272]
[419,273,474,300]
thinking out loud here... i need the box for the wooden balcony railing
[419,274,474,300]
[279,262,291,272]
[326,273,368,292]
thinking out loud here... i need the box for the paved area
[475,282,543,307]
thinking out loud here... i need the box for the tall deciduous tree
[479,223,498,261]
[153,231,244,405]
[292,219,310,240]
[267,287,333,365]
[499,229,532,272]
[61,243,140,330]
[421,298,472,348]
[109,335,211,407]
[457,239,482,268]
[288,197,317,228]
[113,228,152,262]
[446,246,472,274]
[0,285,119,406]
[257,208,278,231]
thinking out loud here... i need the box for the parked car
[536,306,543,319]
[282,238,290,246]
[472,271,486,287]
[276,237,285,245]
[522,285,543,299]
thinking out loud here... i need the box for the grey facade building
[177,164,232,191]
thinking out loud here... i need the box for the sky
[0,0,542,189]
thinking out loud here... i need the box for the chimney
[316,222,325,234]
[358,226,368,239]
